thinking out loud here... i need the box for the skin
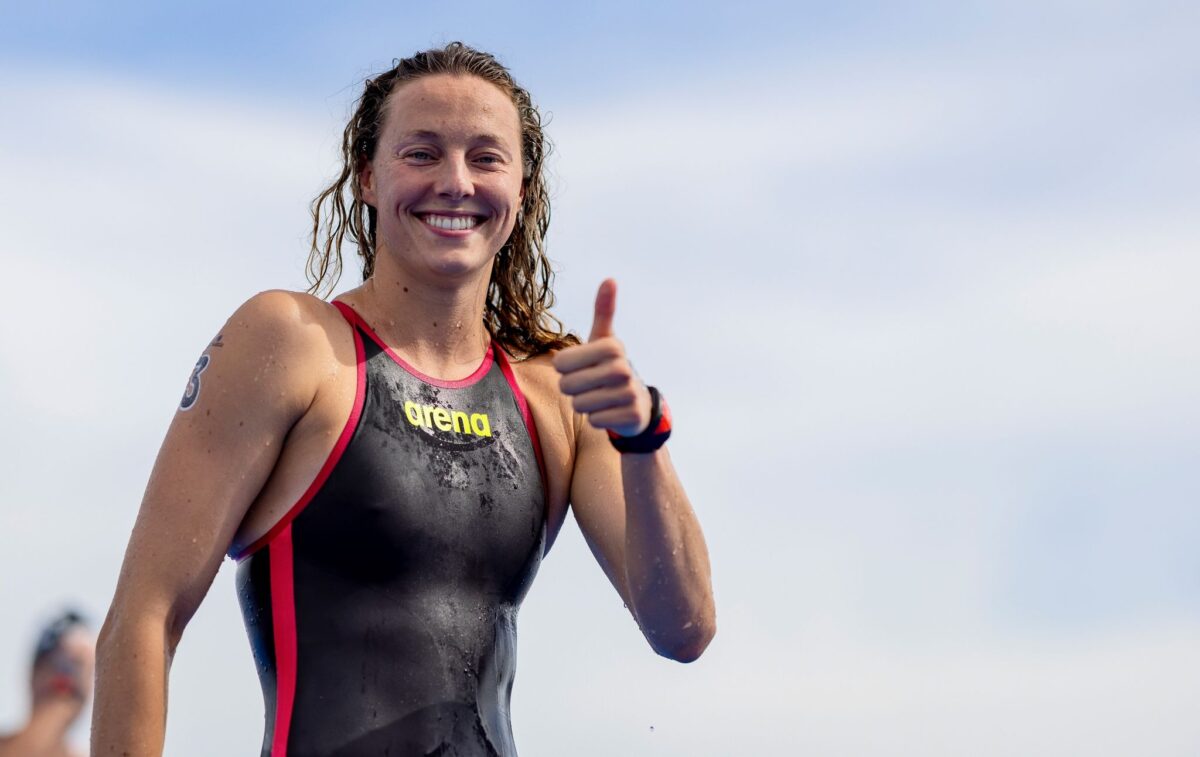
[92,73,715,755]
[0,628,94,757]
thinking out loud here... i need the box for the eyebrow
[398,130,513,149]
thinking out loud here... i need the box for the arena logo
[403,400,492,438]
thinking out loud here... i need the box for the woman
[93,42,715,756]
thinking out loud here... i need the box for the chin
[424,249,498,279]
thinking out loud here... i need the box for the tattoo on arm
[179,353,211,411]
[179,333,224,411]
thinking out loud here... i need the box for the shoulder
[200,290,350,413]
[506,350,558,389]
[507,350,565,410]
[507,348,581,447]
[218,290,351,365]
[225,290,342,344]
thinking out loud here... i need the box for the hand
[553,279,653,437]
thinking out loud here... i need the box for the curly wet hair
[308,42,579,358]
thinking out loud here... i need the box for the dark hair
[33,609,87,665]
[308,42,579,358]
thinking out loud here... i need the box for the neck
[347,256,495,380]
[15,698,78,749]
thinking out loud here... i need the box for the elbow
[651,615,717,664]
[94,607,124,664]
[94,599,182,668]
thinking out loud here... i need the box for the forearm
[91,610,173,756]
[622,447,716,661]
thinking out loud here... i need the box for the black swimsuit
[233,301,546,757]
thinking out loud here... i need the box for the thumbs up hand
[552,279,654,438]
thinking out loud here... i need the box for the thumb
[588,278,617,342]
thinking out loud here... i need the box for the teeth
[422,214,478,231]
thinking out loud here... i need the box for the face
[359,74,525,280]
[31,627,95,709]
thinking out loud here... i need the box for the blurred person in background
[0,610,93,757]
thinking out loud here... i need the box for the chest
[301,340,547,575]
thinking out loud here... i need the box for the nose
[434,152,474,200]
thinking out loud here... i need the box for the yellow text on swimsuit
[403,400,492,437]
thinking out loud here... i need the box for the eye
[474,153,506,167]
[404,149,437,162]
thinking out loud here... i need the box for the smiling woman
[308,43,568,359]
[91,42,715,757]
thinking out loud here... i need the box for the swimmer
[0,610,94,757]
[93,42,715,756]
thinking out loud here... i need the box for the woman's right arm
[91,291,324,756]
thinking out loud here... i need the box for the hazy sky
[1,2,1198,755]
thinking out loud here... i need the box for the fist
[552,279,653,437]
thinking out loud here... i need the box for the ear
[358,158,377,206]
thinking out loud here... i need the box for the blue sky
[1,1,1198,754]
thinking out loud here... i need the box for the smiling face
[359,74,525,282]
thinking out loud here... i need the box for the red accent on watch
[607,386,672,453]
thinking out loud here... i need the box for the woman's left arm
[553,279,716,662]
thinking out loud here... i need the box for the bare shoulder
[508,350,559,391]
[224,289,344,351]
[220,289,347,369]
[509,350,574,428]
[176,289,352,426]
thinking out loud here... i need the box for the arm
[553,280,716,662]
[91,292,322,755]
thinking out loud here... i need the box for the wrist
[607,386,672,453]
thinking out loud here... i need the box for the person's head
[310,42,578,357]
[30,609,94,712]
